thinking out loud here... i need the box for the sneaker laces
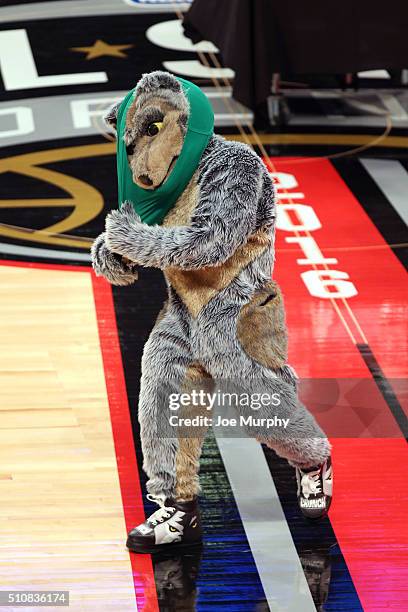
[301,470,322,499]
[146,494,175,526]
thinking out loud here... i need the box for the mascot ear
[104,101,121,133]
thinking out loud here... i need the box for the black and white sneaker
[296,457,333,519]
[126,495,203,554]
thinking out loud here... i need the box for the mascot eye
[168,525,178,533]
[147,122,163,137]
[126,143,135,156]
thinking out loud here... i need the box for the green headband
[116,77,214,226]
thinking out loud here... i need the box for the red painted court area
[272,157,408,611]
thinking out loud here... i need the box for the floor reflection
[151,541,336,611]
[152,548,203,611]
[299,546,332,611]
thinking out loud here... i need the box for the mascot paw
[91,232,138,286]
[105,201,143,255]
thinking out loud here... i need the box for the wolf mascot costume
[92,72,332,553]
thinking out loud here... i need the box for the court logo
[272,170,358,299]
[0,144,114,249]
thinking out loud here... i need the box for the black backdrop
[183,0,408,109]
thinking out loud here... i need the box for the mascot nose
[138,174,153,187]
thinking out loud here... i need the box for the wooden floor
[0,264,137,611]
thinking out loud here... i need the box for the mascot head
[116,72,190,190]
[105,71,214,225]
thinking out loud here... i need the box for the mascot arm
[91,232,139,286]
[105,154,265,270]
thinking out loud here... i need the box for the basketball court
[0,1,407,610]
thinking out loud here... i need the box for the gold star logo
[70,39,134,60]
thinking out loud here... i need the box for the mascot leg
[127,304,208,553]
[196,286,332,520]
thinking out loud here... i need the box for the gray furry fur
[91,232,138,286]
[134,71,189,113]
[137,71,183,96]
[105,141,269,270]
[104,102,121,132]
[93,72,330,500]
